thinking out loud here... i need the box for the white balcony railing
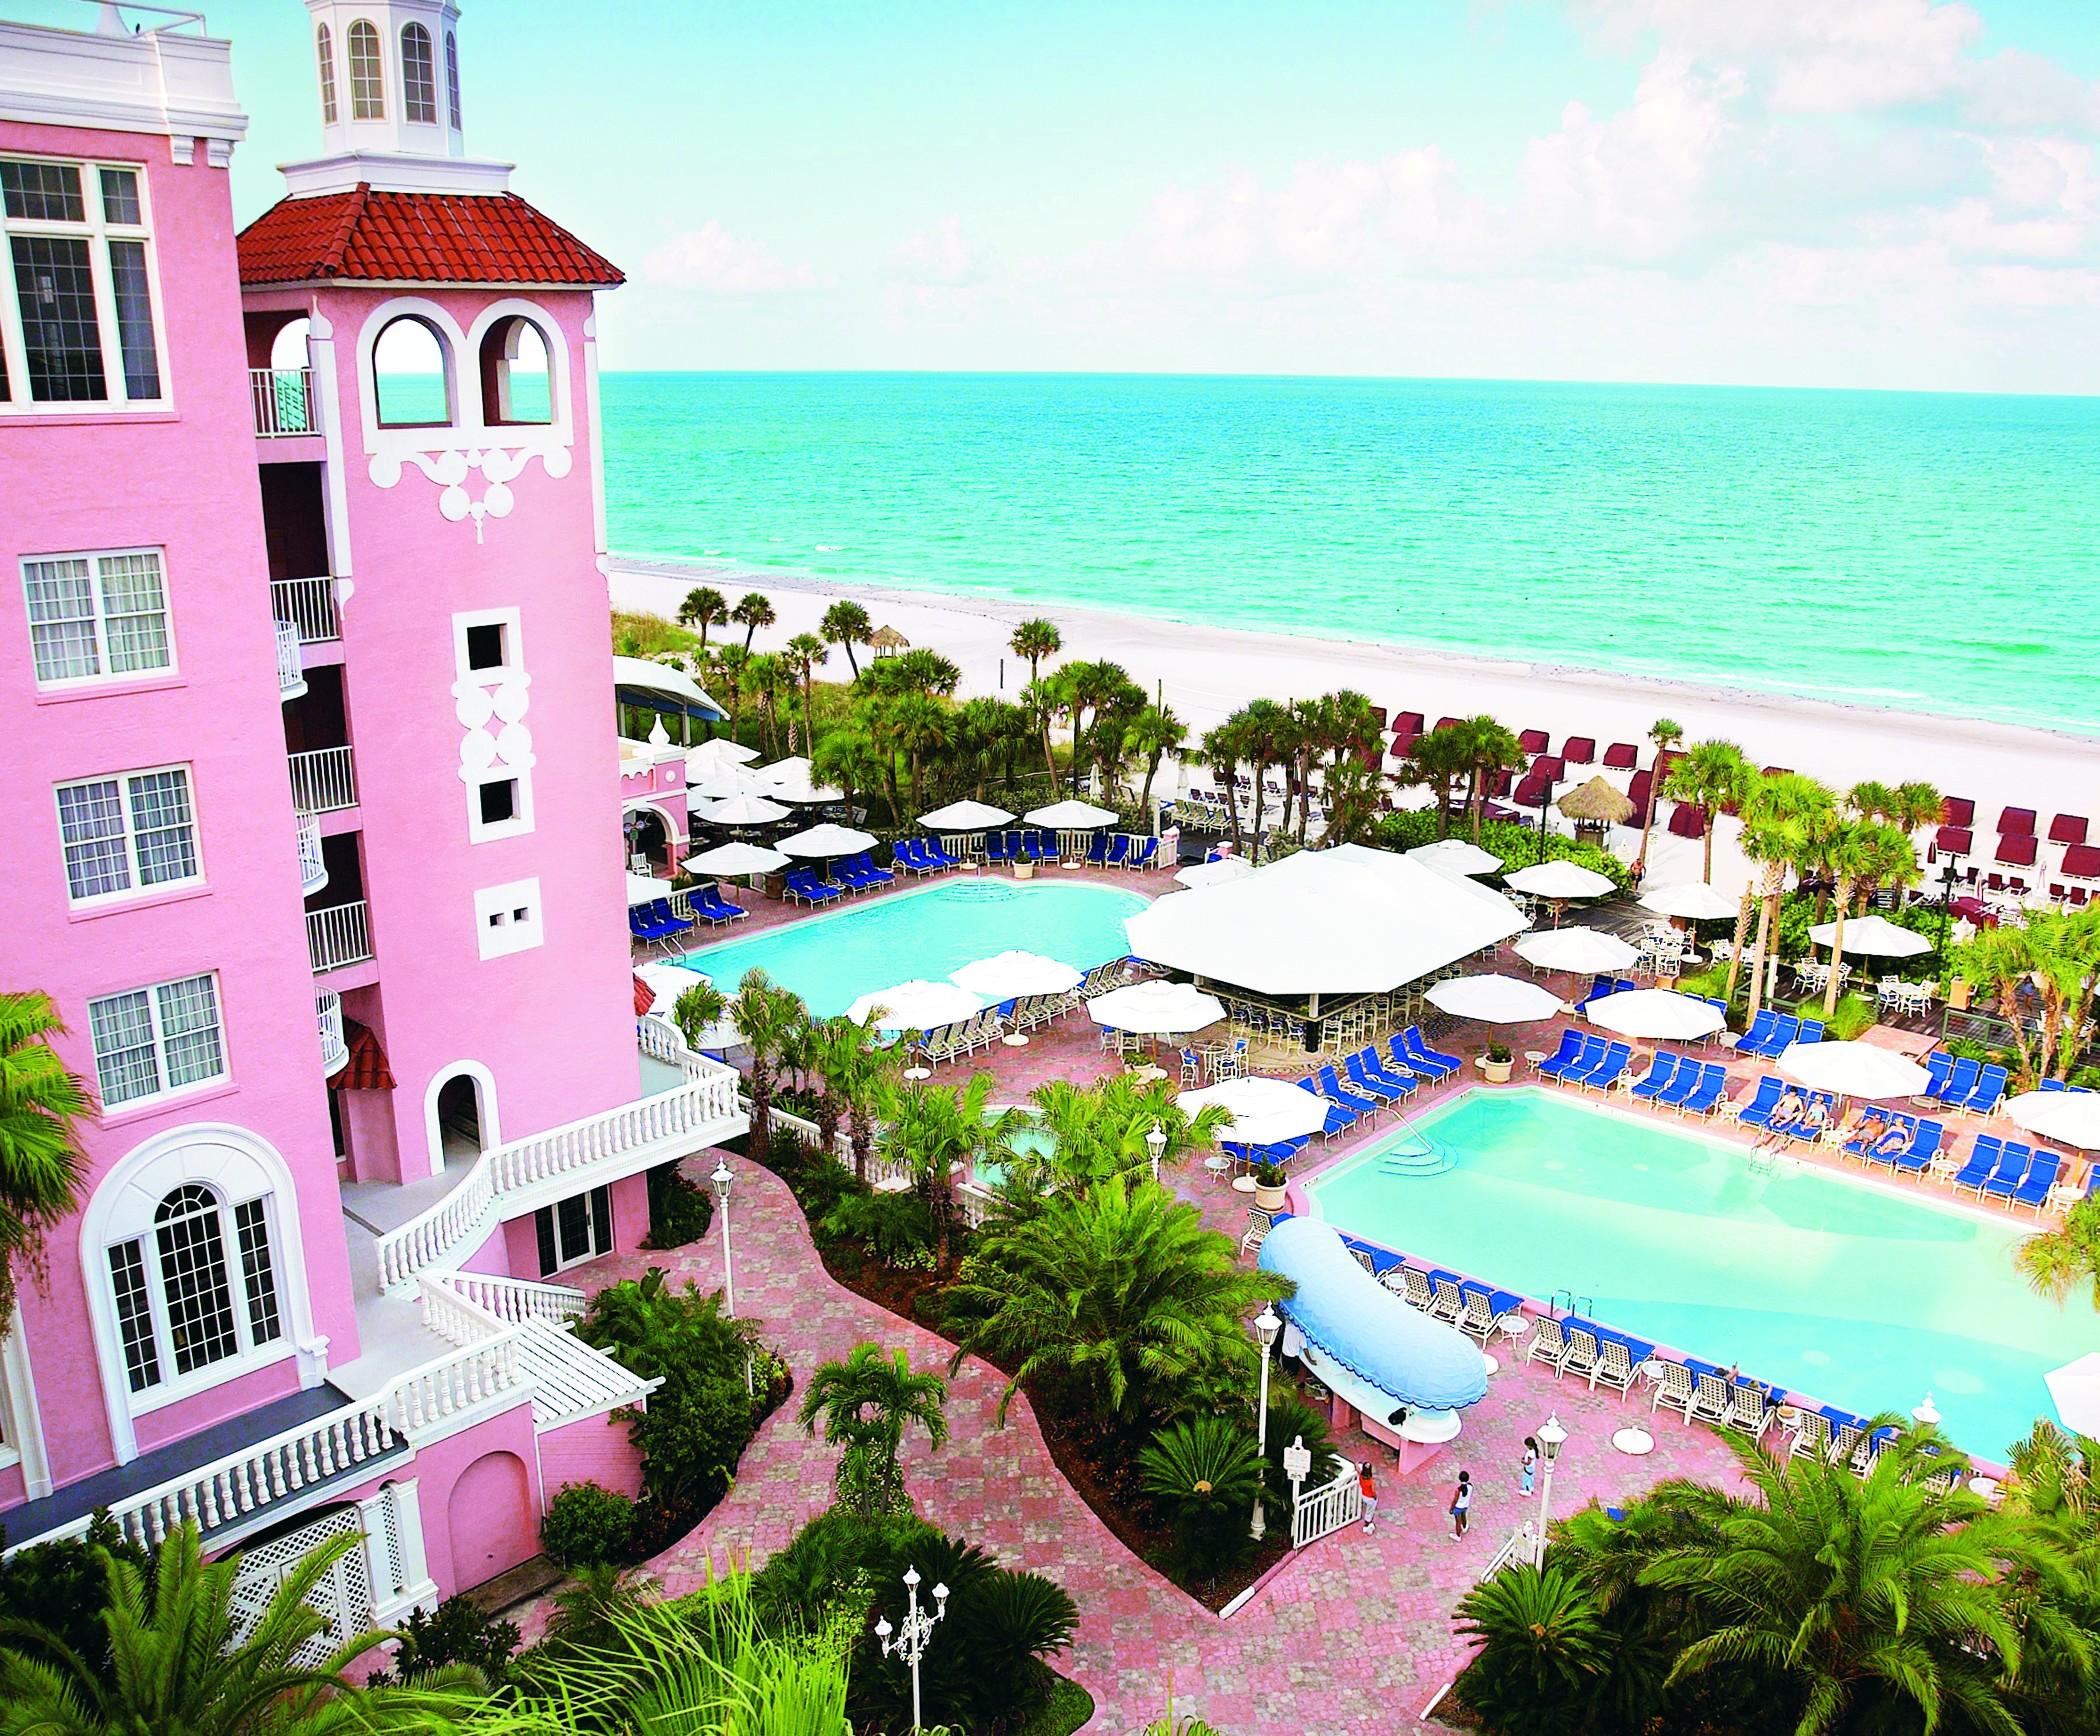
[296,812,328,896]
[288,745,356,815]
[271,576,342,644]
[307,900,373,974]
[273,617,306,701]
[316,987,348,1076]
[427,1271,586,1329]
[251,365,316,437]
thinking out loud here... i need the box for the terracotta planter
[1480,1056,1514,1084]
[1254,1182,1287,1212]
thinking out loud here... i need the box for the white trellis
[227,1505,373,1666]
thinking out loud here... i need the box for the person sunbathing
[1799,1097,1831,1137]
[1757,1088,1806,1147]
[1836,1106,1884,1144]
[1871,1121,1911,1159]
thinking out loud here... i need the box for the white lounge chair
[1788,1410,1834,1462]
[1590,1338,1637,1394]
[1689,1372,1733,1427]
[1649,1360,1695,1420]
[1526,1315,1570,1373]
[1559,1327,1600,1385]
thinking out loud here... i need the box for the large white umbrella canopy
[1585,988,1727,1040]
[950,951,1084,998]
[1515,927,1639,973]
[612,654,726,723]
[1125,843,1528,997]
[778,822,879,858]
[686,840,789,876]
[1777,1040,1930,1099]
[626,872,668,906]
[920,799,1014,830]
[1639,882,1738,920]
[695,792,790,826]
[2047,1353,2100,1434]
[690,768,775,800]
[1175,856,1255,890]
[635,961,709,1017]
[1177,1077,1330,1145]
[1408,838,1503,876]
[1807,913,1931,957]
[756,755,813,784]
[846,980,986,1031]
[1025,798,1120,829]
[1505,860,1616,900]
[1087,980,1227,1035]
[686,738,760,776]
[768,768,846,804]
[2005,1089,2100,1149]
[1426,973,1567,1024]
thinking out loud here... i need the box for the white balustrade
[425,1270,586,1327]
[271,576,342,643]
[1291,1461,1365,1548]
[288,745,357,814]
[379,1329,523,1438]
[307,899,373,974]
[251,365,316,437]
[273,617,306,700]
[316,988,348,1076]
[296,812,327,895]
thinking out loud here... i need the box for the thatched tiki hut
[1558,774,1634,843]
[870,624,910,657]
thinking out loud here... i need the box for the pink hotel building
[0,0,744,1622]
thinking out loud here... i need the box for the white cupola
[284,0,514,197]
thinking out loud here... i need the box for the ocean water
[600,372,2100,736]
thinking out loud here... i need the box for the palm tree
[1191,715,1250,854]
[743,652,790,757]
[1451,715,1526,844]
[670,980,728,1052]
[1019,678,1062,787]
[1452,1562,1619,1736]
[1631,717,1683,879]
[1123,704,1186,820]
[677,585,729,652]
[1956,908,2100,1087]
[874,1073,1017,1272]
[884,646,962,698]
[731,590,775,651]
[1399,726,1472,839]
[798,1341,949,1515]
[885,692,954,820]
[1661,739,1750,886]
[1739,773,1834,1022]
[1811,817,1875,1018]
[818,600,872,679]
[812,723,890,825]
[1319,755,1387,845]
[1137,1414,1265,1580]
[784,631,827,752]
[1010,617,1062,685]
[731,968,808,1164]
[811,1013,900,1183]
[2015,1196,2100,1306]
[1022,1075,1229,1191]
[0,991,91,1326]
[711,643,752,741]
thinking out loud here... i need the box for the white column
[367,1478,439,1621]
[583,311,608,559]
[308,306,356,591]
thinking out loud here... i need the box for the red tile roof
[238,185,623,289]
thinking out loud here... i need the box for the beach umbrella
[1174,856,1255,890]
[1806,913,1930,957]
[1515,927,1638,974]
[690,768,773,800]
[635,960,714,1018]
[2048,1353,2100,1435]
[920,798,1014,830]
[870,625,910,654]
[1177,1076,1330,1146]
[1408,839,1503,877]
[1585,988,1726,1041]
[1086,980,1226,1036]
[769,768,846,804]
[1024,798,1120,829]
[695,792,790,826]
[1505,860,1616,900]
[1639,882,1737,921]
[625,872,667,907]
[687,840,789,876]
[1777,1040,1930,1100]
[846,980,986,1031]
[756,755,813,784]
[2004,1089,2100,1149]
[951,951,1083,999]
[1558,776,1634,827]
[686,738,760,777]
[1425,974,1566,1024]
[778,822,879,858]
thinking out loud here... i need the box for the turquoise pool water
[1306,1089,2097,1460]
[681,880,1146,1018]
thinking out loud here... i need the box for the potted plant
[1480,1042,1514,1084]
[1252,1161,1289,1211]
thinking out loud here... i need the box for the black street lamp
[1934,851,1965,978]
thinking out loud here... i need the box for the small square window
[464,622,507,671]
[476,779,518,825]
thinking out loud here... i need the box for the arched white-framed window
[444,30,462,129]
[477,313,552,425]
[372,312,454,427]
[400,23,437,125]
[316,23,337,126]
[347,19,385,121]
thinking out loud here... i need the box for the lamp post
[1146,1120,1167,1183]
[711,1159,752,1395]
[1912,1392,1942,1430]
[875,1564,948,1734]
[1934,852,1964,979]
[1535,770,1557,865]
[1532,1412,1567,1566]
[1250,1304,1281,1540]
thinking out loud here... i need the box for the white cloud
[890,215,977,284]
[640,222,819,295]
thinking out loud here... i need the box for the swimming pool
[1306,1088,2096,1460]
[681,879,1148,1017]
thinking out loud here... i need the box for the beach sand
[606,554,2100,903]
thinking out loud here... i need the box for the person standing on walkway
[1450,1469,1472,1540]
[1359,1462,1379,1534]
[1519,1437,1538,1497]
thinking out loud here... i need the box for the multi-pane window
[87,973,225,1108]
[347,20,385,121]
[535,1185,612,1275]
[108,1239,160,1391]
[109,1184,281,1398]
[56,766,200,904]
[316,24,337,126]
[155,1185,239,1375]
[21,549,173,685]
[445,31,462,129]
[0,157,163,408]
[401,24,437,125]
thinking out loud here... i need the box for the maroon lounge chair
[1942,796,1975,828]
[1518,729,1549,754]
[2049,813,2088,846]
[1513,771,1552,807]
[1997,833,2039,867]
[1668,803,1707,839]
[1393,710,1425,736]
[1934,825,1973,858]
[1532,755,1565,781]
[1627,769,1654,813]
[2063,843,2100,879]
[1562,736,1596,764]
[1434,716,1461,732]
[1603,742,1638,770]
[1998,806,2037,837]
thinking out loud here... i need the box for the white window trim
[466,769,534,844]
[54,761,204,909]
[452,605,522,678]
[0,154,171,416]
[0,1307,51,1496]
[20,545,178,691]
[87,971,228,1114]
[472,877,544,962]
[346,18,386,123]
[540,1185,612,1274]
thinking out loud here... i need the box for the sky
[32,0,2100,390]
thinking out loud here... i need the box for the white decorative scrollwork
[371,444,573,543]
[454,668,535,784]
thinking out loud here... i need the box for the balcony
[307,900,373,975]
[272,576,343,645]
[251,366,317,438]
[316,988,348,1075]
[288,745,356,815]
[273,618,306,701]
[295,812,328,896]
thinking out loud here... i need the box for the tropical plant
[1125,703,1187,820]
[784,631,828,752]
[1737,772,1835,1022]
[1397,725,1473,839]
[818,599,872,679]
[1021,1074,1229,1191]
[0,990,92,1326]
[540,1481,638,1569]
[798,1341,950,1516]
[1661,738,1751,886]
[731,968,809,1164]
[1019,677,1063,786]
[1814,815,1913,1015]
[1138,1414,1264,1580]
[676,585,728,651]
[874,1073,1017,1270]
[1631,717,1683,879]
[808,1013,900,1183]
[1453,1561,1621,1736]
[1955,907,2100,1087]
[1010,617,1062,685]
[2017,1194,2100,1307]
[0,1515,148,1677]
[370,1592,521,1687]
[710,642,752,739]
[1449,715,1527,843]
[670,979,728,1053]
[1260,1391,1340,1500]
[812,722,890,824]
[730,590,775,651]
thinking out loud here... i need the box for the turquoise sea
[599,373,2100,736]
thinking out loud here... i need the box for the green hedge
[1368,811,1635,894]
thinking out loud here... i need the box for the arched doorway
[446,1449,534,1591]
[423,1062,498,1176]
[624,805,671,872]
[435,1074,482,1158]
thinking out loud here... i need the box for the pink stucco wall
[493,1169,652,1279]
[0,118,359,1493]
[539,1410,645,1501]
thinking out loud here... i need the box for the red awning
[1935,825,1973,856]
[329,1018,396,1091]
[2063,843,2100,879]
[633,974,656,1017]
[1997,833,2039,867]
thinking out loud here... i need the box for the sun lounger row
[1299,1028,1462,1128]
[1736,1009,1826,1059]
[894,837,963,874]
[1623,1050,1730,1114]
[1573,976,1637,1009]
[1733,1076,1838,1142]
[976,830,1159,869]
[684,885,749,927]
[1917,1052,2008,1116]
[1526,1313,1658,1395]
[1343,1241,1522,1343]
[1839,1109,1945,1175]
[1534,1031,1633,1092]
[1085,832,1159,870]
[1949,1134,2063,1211]
[628,897,695,949]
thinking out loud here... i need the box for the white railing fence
[1291,1461,1365,1548]
[380,1325,523,1439]
[288,745,357,814]
[273,617,305,699]
[272,575,342,643]
[1479,1522,1538,1582]
[295,812,327,895]
[251,365,316,437]
[316,988,347,1076]
[426,1270,586,1327]
[307,899,373,973]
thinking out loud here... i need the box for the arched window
[347,19,384,121]
[316,23,337,126]
[373,314,453,427]
[445,31,462,129]
[478,314,552,425]
[107,1181,281,1394]
[400,23,437,125]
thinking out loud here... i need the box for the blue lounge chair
[1962,1063,2008,1118]
[859,851,897,886]
[645,898,695,939]
[1947,1134,2001,1192]
[1397,1026,1462,1079]
[1125,837,1159,870]
[1675,1062,1729,1116]
[1296,1078,1358,1140]
[1737,1009,1780,1058]
[628,906,671,946]
[1351,1046,1420,1097]
[831,856,874,891]
[1916,1051,1955,1103]
[1541,1034,1604,1082]
[1086,832,1111,865]
[894,839,933,875]
[1344,1052,1410,1104]
[1316,1064,1383,1119]
[1982,1140,2037,1201]
[1563,1039,1623,1089]
[1577,1042,1633,1092]
[1936,1055,1981,1109]
[2014,1151,2063,1212]
[1103,834,1130,867]
[1784,1092,1837,1141]
[929,836,963,867]
[1628,1052,1682,1103]
[1532,1030,1584,1076]
[1767,1014,1802,1055]
[1735,1076,1784,1129]
[1890,1118,1944,1177]
[985,831,1015,863]
[1795,1018,1826,1045]
[784,870,843,905]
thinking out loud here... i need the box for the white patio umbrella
[766,759,845,803]
[635,961,712,1018]
[2005,1089,2100,1149]
[1639,882,1738,921]
[2046,1353,2100,1435]
[1515,928,1638,974]
[920,799,1015,830]
[950,951,1083,999]
[1585,988,1727,1041]
[694,792,790,826]
[626,872,668,906]
[686,840,789,876]
[846,980,987,1031]
[1426,973,1566,1024]
[778,822,879,858]
[1806,913,1931,957]
[1505,860,1616,900]
[1408,838,1503,876]
[1086,980,1227,1036]
[756,755,813,784]
[1174,856,1255,890]
[1177,1076,1330,1146]
[686,738,760,777]
[1024,798,1121,829]
[1777,1040,1930,1100]
[690,768,775,801]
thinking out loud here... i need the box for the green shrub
[368,1593,520,1687]
[0,1513,149,1675]
[1262,1390,1341,1506]
[820,1188,939,1268]
[1137,1415,1264,1583]
[1369,810,1633,893]
[642,1162,713,1250]
[540,1481,637,1569]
